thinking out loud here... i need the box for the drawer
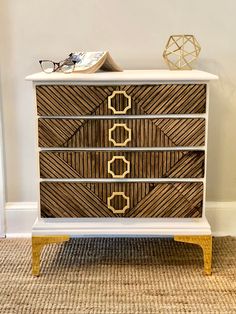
[36,84,206,116]
[40,151,205,179]
[38,118,205,148]
[40,182,203,218]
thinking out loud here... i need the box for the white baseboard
[3,201,236,238]
[205,202,236,236]
[5,202,37,238]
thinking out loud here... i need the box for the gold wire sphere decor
[163,35,201,70]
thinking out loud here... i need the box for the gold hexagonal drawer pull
[108,123,132,147]
[107,192,130,214]
[108,91,131,114]
[107,156,130,178]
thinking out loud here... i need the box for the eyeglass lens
[59,60,75,73]
[40,61,55,73]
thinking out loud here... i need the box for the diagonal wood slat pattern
[37,82,206,219]
[40,182,109,218]
[38,118,205,148]
[36,84,206,116]
[40,151,205,179]
[40,182,203,218]
[127,183,203,218]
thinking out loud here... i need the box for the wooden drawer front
[36,84,206,116]
[40,182,203,218]
[40,151,205,179]
[38,118,205,148]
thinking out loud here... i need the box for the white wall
[0,0,236,203]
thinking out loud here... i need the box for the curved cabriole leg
[32,235,70,276]
[174,235,212,275]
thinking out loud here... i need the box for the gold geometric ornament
[163,35,201,70]
[107,192,130,214]
[108,90,132,114]
[108,123,132,147]
[107,155,130,178]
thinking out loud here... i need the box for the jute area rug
[0,237,235,314]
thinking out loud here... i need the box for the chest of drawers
[26,70,218,276]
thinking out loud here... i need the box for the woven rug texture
[0,237,235,314]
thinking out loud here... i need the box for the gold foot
[32,235,69,276]
[174,235,212,275]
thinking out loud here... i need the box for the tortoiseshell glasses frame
[39,58,76,74]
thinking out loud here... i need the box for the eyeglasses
[39,58,76,74]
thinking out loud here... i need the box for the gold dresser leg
[174,235,212,275]
[32,235,70,276]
